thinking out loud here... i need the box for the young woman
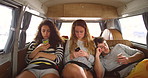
[17,19,64,78]
[62,19,103,78]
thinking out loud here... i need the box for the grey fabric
[114,19,122,33]
[55,20,62,30]
[106,19,121,32]
[4,8,21,53]
[48,19,62,30]
[99,20,107,36]
[142,12,148,49]
[18,12,32,49]
[64,40,94,68]
[101,44,141,77]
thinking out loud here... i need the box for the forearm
[35,52,56,61]
[94,57,104,78]
[29,48,40,59]
[88,55,94,64]
[128,52,145,63]
[70,53,74,60]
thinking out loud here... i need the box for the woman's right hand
[71,50,89,59]
[28,43,50,59]
[36,43,50,51]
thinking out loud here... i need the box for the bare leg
[84,69,93,78]
[62,63,87,78]
[42,73,59,78]
[16,70,36,78]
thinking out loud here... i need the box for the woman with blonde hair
[62,19,103,78]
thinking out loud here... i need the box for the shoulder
[114,43,129,48]
[57,43,64,47]
[28,41,37,49]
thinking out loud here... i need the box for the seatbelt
[111,59,143,72]
[105,59,144,78]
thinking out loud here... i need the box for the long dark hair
[34,19,64,49]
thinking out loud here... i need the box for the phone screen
[75,47,80,52]
[42,39,49,44]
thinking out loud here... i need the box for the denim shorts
[25,64,59,78]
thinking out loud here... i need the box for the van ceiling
[14,0,148,18]
[38,0,133,8]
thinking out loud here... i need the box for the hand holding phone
[75,47,80,52]
[42,39,49,44]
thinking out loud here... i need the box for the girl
[17,19,64,78]
[62,19,103,78]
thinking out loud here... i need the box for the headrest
[62,36,69,40]
[101,29,123,40]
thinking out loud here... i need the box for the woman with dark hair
[62,19,103,78]
[17,19,64,78]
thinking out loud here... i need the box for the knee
[63,64,81,73]
[62,64,84,77]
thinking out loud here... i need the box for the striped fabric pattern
[25,42,63,68]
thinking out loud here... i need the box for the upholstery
[102,29,123,40]
[17,48,28,75]
[62,36,69,40]
[0,61,11,78]
[106,40,148,58]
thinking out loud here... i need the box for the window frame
[0,4,13,53]
[119,14,147,46]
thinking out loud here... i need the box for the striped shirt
[25,42,63,69]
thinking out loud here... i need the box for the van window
[0,5,12,50]
[119,15,147,44]
[60,22,101,38]
[26,15,43,43]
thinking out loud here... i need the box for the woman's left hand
[77,50,89,58]
[32,52,44,60]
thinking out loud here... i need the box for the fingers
[95,48,102,56]
[73,50,88,58]
[117,54,129,64]
[37,43,50,51]
[117,53,122,57]
[97,47,102,53]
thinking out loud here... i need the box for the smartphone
[42,39,49,44]
[75,47,80,52]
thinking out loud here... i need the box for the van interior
[0,0,148,78]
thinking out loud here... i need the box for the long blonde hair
[69,19,95,55]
